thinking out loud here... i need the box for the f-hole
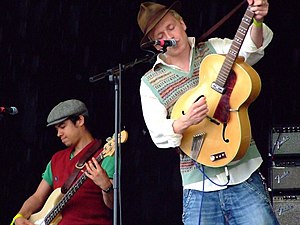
[181,95,205,115]
[222,123,229,143]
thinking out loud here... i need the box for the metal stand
[110,66,122,225]
[89,54,156,225]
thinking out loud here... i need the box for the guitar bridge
[190,132,206,160]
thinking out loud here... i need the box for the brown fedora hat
[137,1,181,46]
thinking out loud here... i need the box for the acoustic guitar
[28,130,128,225]
[171,5,261,167]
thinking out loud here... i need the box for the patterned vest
[142,42,216,117]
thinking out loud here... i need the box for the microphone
[0,106,18,115]
[142,39,177,48]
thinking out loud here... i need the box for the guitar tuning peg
[106,137,112,142]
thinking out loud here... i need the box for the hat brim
[140,1,181,47]
[47,116,68,127]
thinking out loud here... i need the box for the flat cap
[47,99,88,127]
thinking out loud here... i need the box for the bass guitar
[171,5,261,167]
[29,130,128,225]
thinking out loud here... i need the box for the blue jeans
[182,172,280,225]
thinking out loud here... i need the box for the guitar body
[29,188,63,225]
[171,54,261,167]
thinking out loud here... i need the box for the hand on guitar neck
[247,0,269,48]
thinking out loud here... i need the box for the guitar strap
[196,0,246,44]
[61,139,102,194]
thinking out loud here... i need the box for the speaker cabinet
[273,195,300,225]
[271,126,300,156]
[270,164,300,191]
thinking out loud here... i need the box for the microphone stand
[89,54,156,83]
[89,53,156,225]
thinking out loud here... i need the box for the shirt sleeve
[42,161,53,187]
[208,23,273,66]
[140,80,182,148]
[101,156,115,178]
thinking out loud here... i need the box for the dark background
[1,0,299,224]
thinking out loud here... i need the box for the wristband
[253,18,263,27]
[10,213,24,225]
[102,184,113,193]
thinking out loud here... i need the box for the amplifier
[270,164,300,191]
[273,195,300,225]
[271,126,300,155]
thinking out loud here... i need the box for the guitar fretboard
[215,5,254,87]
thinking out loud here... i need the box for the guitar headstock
[102,130,128,157]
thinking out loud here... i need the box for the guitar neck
[216,5,254,87]
[44,152,105,224]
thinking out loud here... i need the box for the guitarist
[137,1,279,225]
[11,99,114,225]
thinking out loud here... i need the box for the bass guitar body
[171,54,261,167]
[29,188,63,225]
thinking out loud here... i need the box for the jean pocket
[244,172,272,205]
